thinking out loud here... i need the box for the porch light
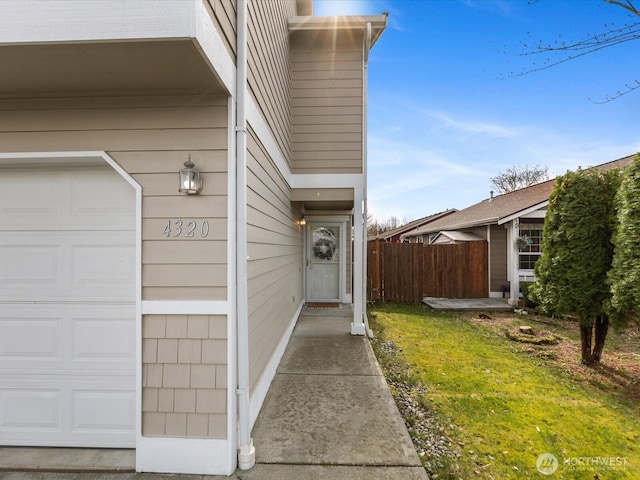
[178,157,203,195]
[298,216,306,226]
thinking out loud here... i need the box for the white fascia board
[498,201,549,225]
[290,173,365,189]
[1,0,192,44]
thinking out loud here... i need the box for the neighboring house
[369,209,457,243]
[0,1,386,475]
[402,155,634,305]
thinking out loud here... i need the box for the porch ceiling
[292,187,353,211]
[0,40,227,98]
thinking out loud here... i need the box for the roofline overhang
[497,200,549,225]
[407,216,500,237]
[288,14,388,47]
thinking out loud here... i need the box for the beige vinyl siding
[247,0,295,166]
[290,35,364,174]
[246,128,303,393]
[490,224,508,293]
[205,0,237,59]
[0,94,229,301]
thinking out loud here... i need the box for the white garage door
[0,165,136,448]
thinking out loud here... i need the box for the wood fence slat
[366,240,489,302]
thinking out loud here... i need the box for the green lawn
[369,303,639,479]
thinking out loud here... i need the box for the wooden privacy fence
[367,240,489,302]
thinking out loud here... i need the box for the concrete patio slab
[422,297,513,311]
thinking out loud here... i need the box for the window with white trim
[518,222,543,270]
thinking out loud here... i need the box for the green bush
[519,281,537,308]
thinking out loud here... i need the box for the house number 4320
[163,220,209,238]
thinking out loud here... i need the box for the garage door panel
[71,243,135,290]
[0,232,134,301]
[1,377,135,447]
[0,305,134,372]
[0,316,62,362]
[70,173,135,219]
[0,174,60,218]
[0,388,62,432]
[0,164,136,448]
[0,244,61,288]
[73,390,136,433]
[72,316,136,365]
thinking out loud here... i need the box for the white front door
[307,224,341,302]
[0,165,136,448]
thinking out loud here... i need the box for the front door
[307,224,341,302]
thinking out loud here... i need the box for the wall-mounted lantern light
[179,157,203,195]
[297,216,306,226]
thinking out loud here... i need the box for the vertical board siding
[290,40,364,174]
[0,94,229,301]
[489,224,508,293]
[247,0,294,166]
[246,128,303,393]
[367,240,489,302]
[205,0,237,58]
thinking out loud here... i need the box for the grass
[368,303,640,479]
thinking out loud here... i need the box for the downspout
[236,0,255,470]
[362,22,374,339]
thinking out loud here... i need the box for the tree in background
[531,168,621,365]
[607,153,640,327]
[514,0,640,102]
[490,164,550,194]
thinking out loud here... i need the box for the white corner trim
[141,301,230,315]
[249,301,304,428]
[136,437,234,476]
[245,93,292,185]
[192,0,236,97]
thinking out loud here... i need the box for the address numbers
[163,220,209,238]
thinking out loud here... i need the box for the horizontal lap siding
[205,0,237,58]
[0,94,229,301]
[246,129,303,394]
[291,44,363,174]
[247,0,294,167]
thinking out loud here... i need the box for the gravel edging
[374,339,462,478]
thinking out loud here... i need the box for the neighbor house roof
[404,154,636,238]
[371,208,457,242]
[431,231,485,243]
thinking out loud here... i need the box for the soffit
[292,187,354,211]
[0,40,227,98]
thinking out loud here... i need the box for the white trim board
[141,301,229,315]
[136,437,234,476]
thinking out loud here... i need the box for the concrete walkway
[242,305,427,479]
[0,306,426,479]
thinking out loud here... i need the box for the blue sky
[314,0,640,223]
